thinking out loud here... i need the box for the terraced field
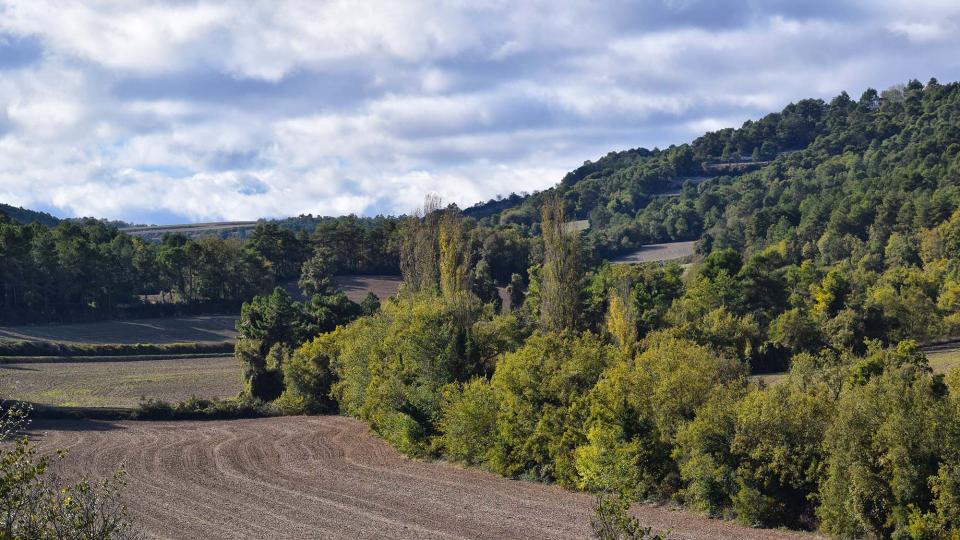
[0,276,406,347]
[30,416,822,540]
[0,356,240,408]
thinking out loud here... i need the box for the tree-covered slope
[0,203,60,227]
[481,78,959,263]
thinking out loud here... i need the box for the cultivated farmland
[30,416,822,540]
[610,240,698,264]
[119,221,259,240]
[0,315,240,344]
[330,274,402,302]
[0,356,240,408]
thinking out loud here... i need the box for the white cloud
[888,20,957,43]
[0,0,959,223]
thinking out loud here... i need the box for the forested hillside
[473,78,960,364]
[0,203,60,227]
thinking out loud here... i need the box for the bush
[132,396,275,420]
[0,339,233,358]
[574,335,745,499]
[235,338,284,402]
[729,383,832,528]
[672,385,744,517]
[817,361,948,538]
[489,331,614,485]
[330,294,487,456]
[276,333,339,414]
[591,494,670,540]
[0,402,136,538]
[437,378,499,465]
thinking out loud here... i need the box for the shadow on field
[27,418,126,435]
[0,364,39,371]
[19,402,133,425]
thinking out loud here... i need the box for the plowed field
[30,416,822,540]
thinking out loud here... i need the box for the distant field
[752,342,960,387]
[0,315,239,344]
[610,241,698,264]
[120,221,258,239]
[563,219,590,232]
[927,344,960,374]
[330,274,402,302]
[0,277,408,345]
[0,356,240,408]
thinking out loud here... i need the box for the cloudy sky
[1,0,959,224]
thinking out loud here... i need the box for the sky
[1,1,960,224]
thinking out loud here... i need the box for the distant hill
[0,203,60,227]
[473,78,960,265]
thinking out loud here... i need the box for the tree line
[0,207,539,325]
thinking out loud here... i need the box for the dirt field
[29,416,821,540]
[0,315,239,344]
[611,241,697,264]
[0,356,240,408]
[330,275,403,302]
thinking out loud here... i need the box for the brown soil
[330,275,403,302]
[30,416,822,540]
[611,241,698,264]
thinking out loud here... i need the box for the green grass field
[0,356,241,408]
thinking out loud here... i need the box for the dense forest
[220,79,960,539]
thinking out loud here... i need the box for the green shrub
[590,494,670,540]
[575,334,744,499]
[489,331,614,485]
[235,338,284,402]
[728,384,832,528]
[0,339,233,358]
[330,293,487,456]
[437,378,499,465]
[132,396,275,420]
[276,332,340,414]
[817,362,948,538]
[672,386,743,516]
[0,403,136,538]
